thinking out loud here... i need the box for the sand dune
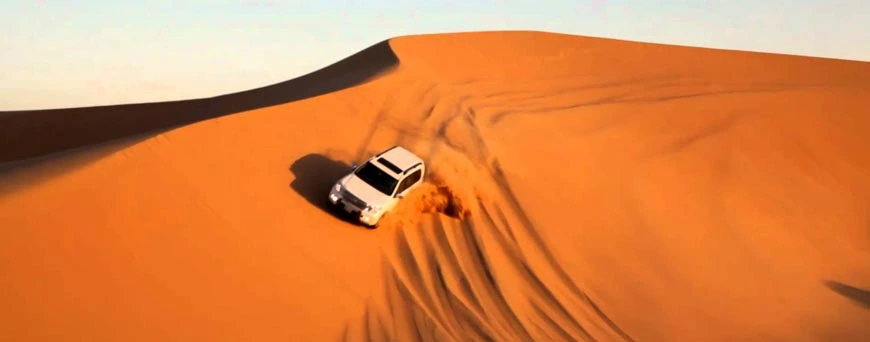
[0,40,397,162]
[2,31,869,341]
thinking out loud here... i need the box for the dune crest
[2,31,869,341]
[0,40,398,162]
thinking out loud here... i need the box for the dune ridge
[0,40,398,162]
[2,30,870,341]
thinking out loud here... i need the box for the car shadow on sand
[289,153,365,226]
[824,280,870,309]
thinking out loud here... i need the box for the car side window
[406,169,422,187]
[395,168,422,197]
[405,169,423,189]
[395,177,410,196]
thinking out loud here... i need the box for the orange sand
[1,31,868,341]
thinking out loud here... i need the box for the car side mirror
[396,193,404,199]
[350,162,358,169]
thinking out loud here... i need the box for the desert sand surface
[1,31,869,341]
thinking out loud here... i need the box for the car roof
[372,146,424,175]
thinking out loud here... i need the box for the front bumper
[328,190,380,225]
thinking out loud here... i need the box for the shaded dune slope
[2,31,870,341]
[0,40,398,162]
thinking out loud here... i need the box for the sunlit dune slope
[2,30,869,342]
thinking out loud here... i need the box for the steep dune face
[2,31,869,341]
[0,40,398,162]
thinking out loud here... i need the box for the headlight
[333,183,342,192]
[365,205,382,212]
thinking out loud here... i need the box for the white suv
[328,146,426,228]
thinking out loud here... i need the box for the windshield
[354,162,398,196]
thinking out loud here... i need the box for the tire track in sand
[342,75,650,341]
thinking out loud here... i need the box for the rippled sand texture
[2,31,869,341]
